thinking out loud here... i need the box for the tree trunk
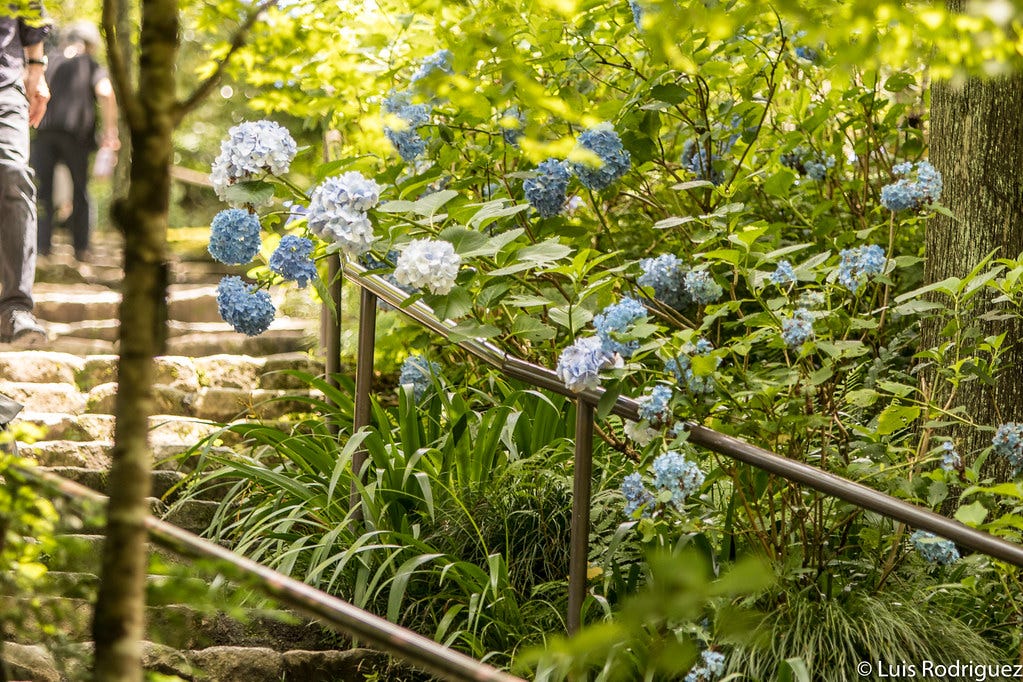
[91,0,177,678]
[926,17,1023,475]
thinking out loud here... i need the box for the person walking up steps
[31,20,117,263]
[0,6,50,348]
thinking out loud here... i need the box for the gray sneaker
[1,309,47,347]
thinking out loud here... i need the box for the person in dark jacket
[31,20,117,262]
[0,7,50,347]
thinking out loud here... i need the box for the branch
[175,0,280,122]
[102,0,143,131]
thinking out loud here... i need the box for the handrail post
[350,287,377,518]
[568,398,594,635]
[323,254,343,437]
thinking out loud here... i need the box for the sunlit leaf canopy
[186,0,1020,167]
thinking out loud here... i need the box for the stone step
[0,381,86,414]
[4,596,323,652]
[4,641,390,682]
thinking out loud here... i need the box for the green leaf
[438,226,490,257]
[511,316,556,342]
[548,306,593,333]
[954,500,988,526]
[845,388,879,407]
[876,403,921,435]
[447,320,501,342]
[763,169,797,197]
[778,658,812,682]
[426,286,472,320]
[884,71,915,92]
[222,180,275,206]
[649,83,687,104]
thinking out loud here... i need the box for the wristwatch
[26,56,47,67]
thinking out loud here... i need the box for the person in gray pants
[0,392,22,454]
[0,9,50,347]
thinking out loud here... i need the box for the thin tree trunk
[92,0,177,678]
[925,9,1023,476]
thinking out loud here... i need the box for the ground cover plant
[176,0,1023,678]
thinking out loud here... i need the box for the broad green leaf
[954,501,988,526]
[876,403,921,435]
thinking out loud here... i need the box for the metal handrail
[341,261,1023,575]
[8,465,524,682]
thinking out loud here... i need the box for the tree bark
[926,16,1023,475]
[92,0,177,678]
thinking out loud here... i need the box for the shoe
[75,249,92,263]
[1,309,47,347]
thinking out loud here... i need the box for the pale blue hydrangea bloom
[685,270,723,305]
[781,308,814,348]
[210,120,297,205]
[940,441,962,472]
[621,472,654,516]
[524,159,570,218]
[570,125,631,191]
[628,0,645,29]
[216,276,275,336]
[685,650,726,682]
[593,296,647,357]
[911,530,960,565]
[556,336,616,393]
[399,354,441,400]
[651,450,705,508]
[993,422,1023,476]
[394,238,461,295]
[794,45,819,62]
[384,91,431,161]
[208,209,261,265]
[638,254,690,310]
[781,146,834,180]
[666,339,719,394]
[623,419,658,446]
[837,244,886,293]
[307,172,382,257]
[269,235,317,288]
[410,49,453,83]
[881,160,943,211]
[770,260,797,286]
[638,384,673,425]
[681,139,724,185]
[501,107,525,146]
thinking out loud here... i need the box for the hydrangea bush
[200,0,1023,674]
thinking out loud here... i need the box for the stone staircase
[1,231,402,681]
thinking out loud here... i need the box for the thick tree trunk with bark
[926,42,1023,473]
[92,0,177,679]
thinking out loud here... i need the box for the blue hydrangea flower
[623,419,658,446]
[681,139,724,185]
[685,650,726,682]
[410,49,453,83]
[629,0,645,28]
[837,244,886,293]
[881,160,943,211]
[307,172,382,257]
[384,91,431,161]
[911,530,960,565]
[685,270,722,305]
[500,107,525,146]
[216,276,275,336]
[638,384,673,425]
[210,120,297,205]
[524,159,570,218]
[399,354,441,400]
[781,308,814,348]
[593,296,647,357]
[651,451,705,509]
[770,260,797,286]
[993,422,1023,476]
[269,235,317,288]
[794,45,819,62]
[939,441,962,472]
[638,254,690,310]
[780,146,835,180]
[556,336,617,393]
[393,238,461,295]
[666,339,719,394]
[570,125,631,191]
[621,472,654,516]
[208,209,261,265]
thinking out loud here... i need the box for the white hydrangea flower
[210,120,297,205]
[623,420,658,446]
[394,239,461,295]
[306,172,383,256]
